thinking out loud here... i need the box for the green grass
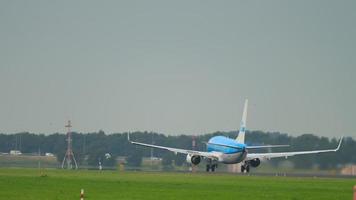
[0,168,354,200]
[0,155,58,168]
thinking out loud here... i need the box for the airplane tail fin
[236,99,248,144]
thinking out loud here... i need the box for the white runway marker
[80,189,84,200]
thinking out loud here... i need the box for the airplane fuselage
[207,136,247,164]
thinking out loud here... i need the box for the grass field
[0,155,58,168]
[0,168,354,200]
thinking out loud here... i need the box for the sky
[0,0,355,137]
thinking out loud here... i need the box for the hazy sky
[1,1,355,137]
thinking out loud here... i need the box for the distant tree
[162,152,175,170]
[126,149,143,167]
[174,154,186,166]
[102,155,116,167]
[162,152,175,166]
[87,148,106,166]
[0,130,354,170]
[56,151,65,164]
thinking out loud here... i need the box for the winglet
[127,132,131,142]
[335,137,343,151]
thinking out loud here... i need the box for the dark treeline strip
[0,131,355,169]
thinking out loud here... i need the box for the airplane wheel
[206,165,210,172]
[241,165,245,173]
[211,165,215,172]
[246,165,250,173]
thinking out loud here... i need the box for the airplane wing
[246,137,343,160]
[128,133,220,160]
[246,144,290,149]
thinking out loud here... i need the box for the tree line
[0,130,355,169]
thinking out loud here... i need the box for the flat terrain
[0,155,58,168]
[0,168,354,200]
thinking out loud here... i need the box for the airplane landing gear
[241,162,250,173]
[206,160,218,172]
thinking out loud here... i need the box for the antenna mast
[61,120,78,169]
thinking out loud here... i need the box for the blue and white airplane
[128,99,343,172]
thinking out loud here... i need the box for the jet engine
[249,158,261,167]
[186,154,201,165]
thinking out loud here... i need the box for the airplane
[128,99,343,172]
